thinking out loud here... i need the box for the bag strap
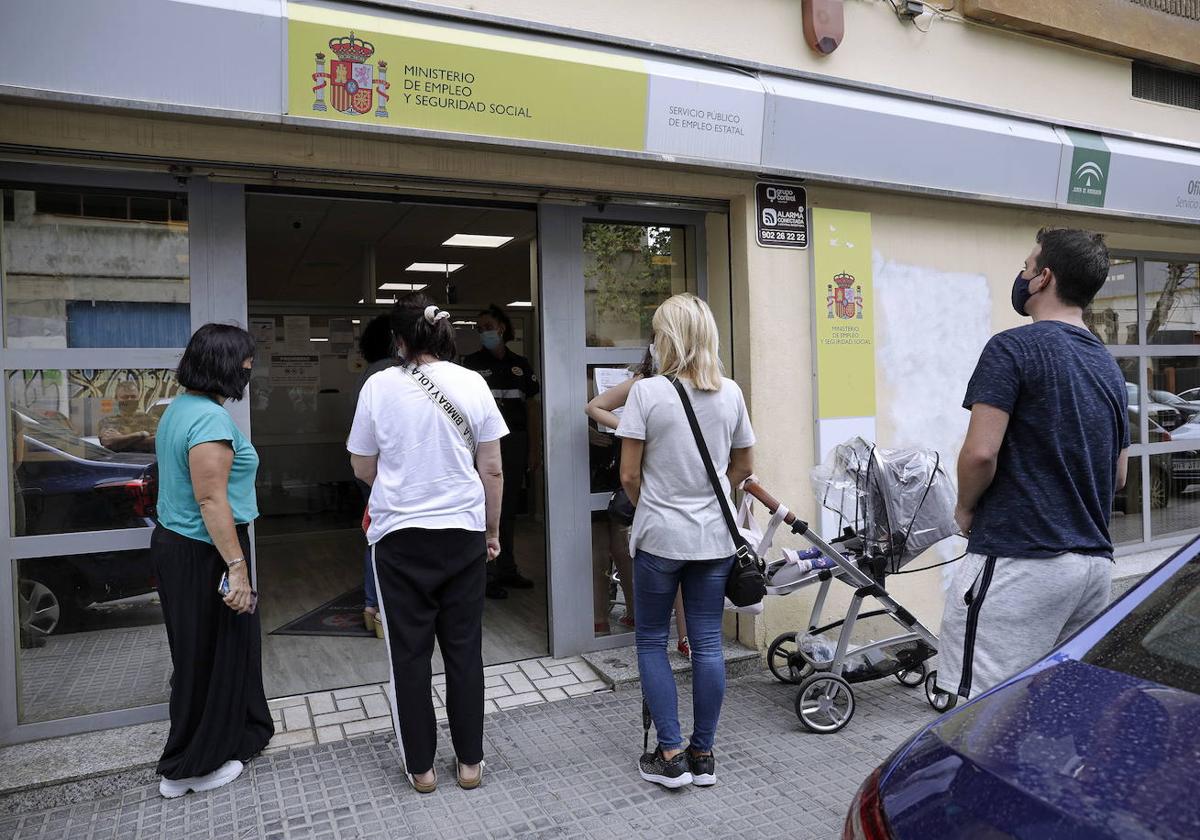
[670,378,749,557]
[398,362,477,453]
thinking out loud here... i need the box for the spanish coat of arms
[826,272,866,320]
[311,32,391,117]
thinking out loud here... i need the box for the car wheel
[768,632,813,684]
[795,673,855,734]
[1150,466,1170,510]
[925,670,958,713]
[18,577,62,638]
[895,661,927,687]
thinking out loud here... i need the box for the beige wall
[423,0,1200,144]
[748,183,1200,651]
[3,102,1197,653]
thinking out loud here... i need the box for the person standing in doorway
[348,294,507,793]
[461,304,541,600]
[617,294,755,790]
[354,314,395,638]
[152,324,273,798]
[585,346,690,656]
[938,228,1129,702]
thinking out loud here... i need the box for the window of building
[1087,256,1200,546]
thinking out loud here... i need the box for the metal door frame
[539,202,709,658]
[0,164,246,745]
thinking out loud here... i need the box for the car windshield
[1151,391,1183,406]
[1083,550,1200,696]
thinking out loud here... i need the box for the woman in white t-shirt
[616,294,755,791]
[347,294,507,795]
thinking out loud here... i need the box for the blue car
[845,536,1200,840]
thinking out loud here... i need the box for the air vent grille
[1132,62,1200,111]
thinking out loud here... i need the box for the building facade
[0,0,1197,745]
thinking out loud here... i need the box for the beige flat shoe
[408,770,437,794]
[363,609,376,633]
[374,614,385,640]
[457,761,484,790]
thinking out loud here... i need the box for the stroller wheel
[895,661,926,688]
[795,673,855,734]
[924,670,958,713]
[767,632,813,684]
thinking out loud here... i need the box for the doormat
[270,587,374,637]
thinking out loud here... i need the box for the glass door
[539,204,711,657]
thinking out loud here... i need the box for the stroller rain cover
[812,437,958,571]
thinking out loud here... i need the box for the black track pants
[373,527,487,774]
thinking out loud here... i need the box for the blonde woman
[616,293,755,790]
[585,347,690,656]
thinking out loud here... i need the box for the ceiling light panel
[378,282,428,291]
[442,234,514,249]
[406,262,464,273]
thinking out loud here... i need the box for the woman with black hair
[461,304,541,600]
[348,293,506,793]
[354,314,395,637]
[152,323,273,798]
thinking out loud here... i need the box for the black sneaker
[498,573,534,590]
[485,583,508,600]
[638,746,693,789]
[687,750,715,786]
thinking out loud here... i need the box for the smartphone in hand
[218,572,259,613]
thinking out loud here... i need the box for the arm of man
[585,376,637,431]
[955,403,1011,535]
[351,454,378,485]
[727,446,754,490]
[100,428,148,451]
[1115,447,1129,491]
[190,441,254,614]
[619,438,645,507]
[476,440,504,560]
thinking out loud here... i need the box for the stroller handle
[743,480,809,535]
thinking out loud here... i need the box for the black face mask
[237,367,253,393]
[1011,270,1043,317]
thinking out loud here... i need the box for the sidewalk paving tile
[2,673,938,839]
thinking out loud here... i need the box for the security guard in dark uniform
[462,305,541,599]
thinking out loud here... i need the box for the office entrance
[243,189,724,698]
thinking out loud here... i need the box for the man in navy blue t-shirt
[936,228,1129,701]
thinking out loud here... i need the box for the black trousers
[374,527,487,773]
[489,429,528,582]
[151,525,274,779]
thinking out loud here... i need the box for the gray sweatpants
[935,552,1112,700]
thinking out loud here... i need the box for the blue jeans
[358,479,379,611]
[364,546,379,610]
[634,550,734,753]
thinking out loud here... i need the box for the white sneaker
[159,759,245,799]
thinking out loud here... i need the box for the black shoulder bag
[671,378,766,608]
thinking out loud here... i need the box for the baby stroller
[738,438,961,733]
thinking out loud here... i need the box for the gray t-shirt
[616,375,755,560]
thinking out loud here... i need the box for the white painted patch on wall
[873,252,993,579]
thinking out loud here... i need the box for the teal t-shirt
[155,394,259,543]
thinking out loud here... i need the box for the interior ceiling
[246,194,536,307]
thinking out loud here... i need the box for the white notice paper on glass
[283,316,311,351]
[593,367,634,433]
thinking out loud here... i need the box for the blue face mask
[479,330,502,350]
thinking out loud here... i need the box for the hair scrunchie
[423,305,451,324]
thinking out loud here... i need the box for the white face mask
[648,343,659,372]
